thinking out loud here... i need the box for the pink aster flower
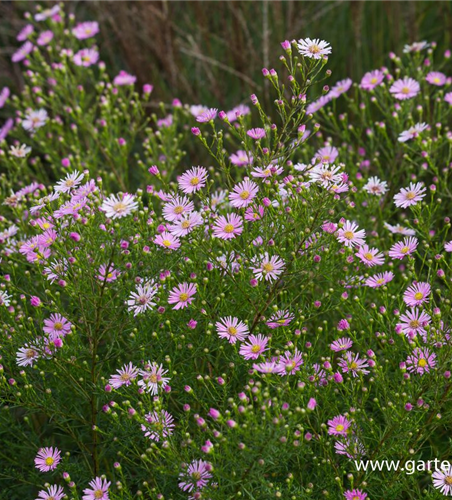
[356,245,384,267]
[212,213,243,240]
[226,104,250,122]
[73,48,99,67]
[363,176,388,196]
[72,21,99,40]
[162,196,194,222]
[251,252,285,282]
[12,41,34,63]
[335,436,366,459]
[306,95,331,114]
[344,489,367,500]
[393,182,426,208]
[142,410,175,441]
[244,205,265,222]
[403,282,431,307]
[127,280,158,315]
[445,92,452,105]
[360,69,384,90]
[398,123,428,142]
[337,220,366,248]
[251,164,284,178]
[309,163,343,188]
[406,347,436,375]
[34,447,61,472]
[266,310,294,329]
[246,128,266,140]
[330,337,353,352]
[329,78,352,98]
[230,150,253,167]
[297,38,331,59]
[101,193,138,219]
[178,459,212,492]
[365,271,394,288]
[82,477,111,500]
[338,351,369,377]
[154,231,181,250]
[229,179,259,208]
[239,334,269,360]
[276,349,304,375]
[37,30,53,46]
[17,24,34,42]
[389,77,420,100]
[426,71,446,86]
[22,109,48,132]
[168,212,203,237]
[108,362,139,389]
[16,344,40,367]
[384,222,415,236]
[178,166,208,194]
[312,145,339,164]
[253,359,277,373]
[113,71,136,86]
[432,465,452,496]
[35,5,60,21]
[445,241,452,252]
[43,313,72,339]
[168,282,197,309]
[138,362,170,395]
[327,415,351,436]
[196,107,217,122]
[97,264,120,283]
[216,316,249,344]
[397,308,431,338]
[36,485,65,500]
[388,237,418,259]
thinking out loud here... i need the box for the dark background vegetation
[1,1,452,108]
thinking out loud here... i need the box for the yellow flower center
[406,191,416,200]
[343,230,354,240]
[445,476,452,485]
[350,362,358,370]
[309,45,321,54]
[113,201,127,213]
[94,490,104,499]
[162,239,172,247]
[364,252,374,261]
[149,373,158,383]
[26,349,36,359]
[434,77,440,83]
[371,77,377,84]
[251,345,261,353]
[45,457,54,466]
[120,373,131,381]
[190,177,200,186]
[401,246,409,254]
[263,262,274,273]
[401,87,410,94]
[414,292,424,300]
[191,471,202,481]
[336,424,344,432]
[174,206,184,214]
[181,221,190,229]
[227,327,238,336]
[224,224,234,233]
[240,190,250,200]
[418,358,427,368]
[54,322,63,330]
[179,292,189,301]
[409,320,420,329]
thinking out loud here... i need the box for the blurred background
[1,1,451,108]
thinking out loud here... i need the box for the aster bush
[1,4,452,500]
